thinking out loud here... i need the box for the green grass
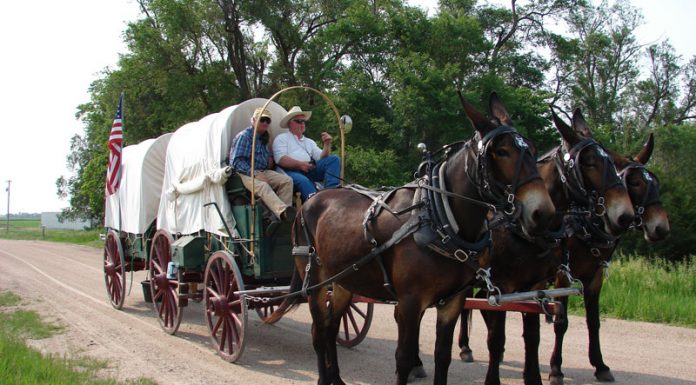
[0,219,103,248]
[0,290,157,385]
[567,255,696,327]
[0,291,22,306]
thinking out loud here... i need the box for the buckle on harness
[454,249,469,262]
[292,246,310,257]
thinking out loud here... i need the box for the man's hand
[299,161,315,173]
[321,132,332,146]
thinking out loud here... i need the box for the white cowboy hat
[279,106,312,128]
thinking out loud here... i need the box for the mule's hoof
[459,349,474,362]
[548,375,564,385]
[595,369,615,382]
[406,365,427,382]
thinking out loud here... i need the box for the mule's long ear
[489,92,514,126]
[552,108,578,144]
[572,108,593,138]
[459,91,493,134]
[634,133,655,165]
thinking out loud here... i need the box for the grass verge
[0,219,103,248]
[567,255,696,328]
[0,290,156,385]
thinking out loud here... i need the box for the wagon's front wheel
[103,229,126,310]
[148,230,182,335]
[204,250,247,362]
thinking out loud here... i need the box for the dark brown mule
[457,108,635,385]
[269,93,555,385]
[547,133,670,385]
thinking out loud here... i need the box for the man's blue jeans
[284,155,341,201]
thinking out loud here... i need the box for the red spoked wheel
[326,291,374,348]
[103,229,126,310]
[148,230,182,335]
[204,250,247,362]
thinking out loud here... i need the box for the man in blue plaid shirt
[230,107,295,221]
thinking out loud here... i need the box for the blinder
[557,138,623,217]
[473,125,542,216]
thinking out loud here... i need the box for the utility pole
[5,180,10,233]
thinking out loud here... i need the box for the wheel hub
[154,272,170,291]
[210,296,229,316]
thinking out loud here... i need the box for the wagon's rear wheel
[326,291,374,348]
[103,229,126,310]
[204,250,247,362]
[148,230,182,335]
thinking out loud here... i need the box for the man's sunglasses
[292,119,306,124]
[259,117,272,124]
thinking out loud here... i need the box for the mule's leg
[393,304,426,382]
[307,285,339,385]
[584,273,614,382]
[458,287,475,362]
[521,313,543,385]
[548,295,569,385]
[325,285,352,385]
[482,310,506,385]
[433,294,466,385]
[393,299,423,385]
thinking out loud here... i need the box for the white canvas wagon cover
[157,98,288,236]
[104,133,172,234]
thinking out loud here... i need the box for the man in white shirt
[273,106,341,201]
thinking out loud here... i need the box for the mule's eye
[494,148,509,157]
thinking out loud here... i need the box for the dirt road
[1,239,694,385]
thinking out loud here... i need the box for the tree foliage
[59,0,696,258]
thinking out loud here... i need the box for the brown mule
[547,133,670,385]
[457,108,636,385]
[268,93,555,385]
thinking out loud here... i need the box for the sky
[0,0,694,214]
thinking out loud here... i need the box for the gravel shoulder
[1,239,694,385]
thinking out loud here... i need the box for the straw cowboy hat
[252,107,272,120]
[279,106,312,128]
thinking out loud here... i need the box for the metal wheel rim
[148,230,182,335]
[204,250,247,362]
[103,229,126,310]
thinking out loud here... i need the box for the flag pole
[117,92,124,234]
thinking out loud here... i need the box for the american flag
[106,94,124,196]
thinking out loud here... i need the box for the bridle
[618,162,662,229]
[462,125,543,217]
[553,138,623,219]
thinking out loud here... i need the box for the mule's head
[460,92,555,236]
[552,109,634,235]
[612,134,670,242]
